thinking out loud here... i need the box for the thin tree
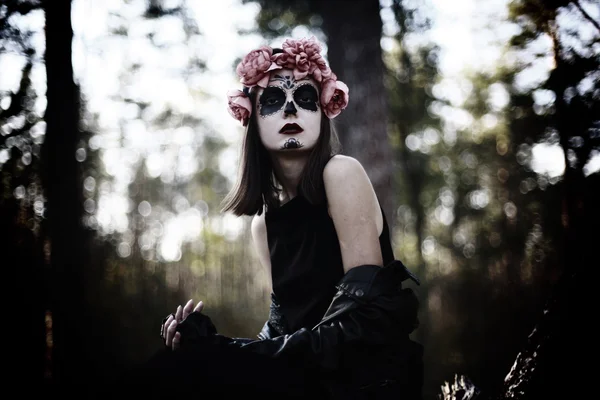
[41,0,88,387]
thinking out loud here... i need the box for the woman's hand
[163,299,204,350]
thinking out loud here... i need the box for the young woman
[138,37,423,399]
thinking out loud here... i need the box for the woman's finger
[166,319,178,347]
[193,300,204,313]
[182,299,194,320]
[162,315,174,340]
[175,305,183,323]
[172,332,181,351]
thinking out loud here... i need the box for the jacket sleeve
[257,293,289,340]
[176,260,420,372]
[235,260,420,371]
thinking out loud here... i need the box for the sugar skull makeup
[255,69,322,153]
[258,74,320,117]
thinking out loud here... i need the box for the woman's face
[255,68,322,153]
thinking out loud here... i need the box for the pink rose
[281,37,327,81]
[321,79,349,119]
[282,37,322,60]
[310,58,332,83]
[293,54,311,80]
[235,46,280,88]
[272,51,294,69]
[227,90,252,126]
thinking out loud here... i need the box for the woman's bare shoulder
[323,154,366,181]
[323,154,371,188]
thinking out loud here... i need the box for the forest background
[1,0,598,398]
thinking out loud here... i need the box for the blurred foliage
[384,1,558,396]
[386,0,441,279]
[241,0,316,38]
[0,0,43,235]
[67,0,271,377]
[0,1,41,54]
[0,0,46,382]
[0,0,270,382]
[511,0,600,171]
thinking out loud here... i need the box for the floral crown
[227,36,349,126]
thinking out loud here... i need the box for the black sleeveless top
[265,195,395,333]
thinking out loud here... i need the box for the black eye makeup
[293,84,319,112]
[258,83,320,117]
[259,87,286,117]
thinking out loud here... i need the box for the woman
[139,37,423,399]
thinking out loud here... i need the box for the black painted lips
[279,123,303,134]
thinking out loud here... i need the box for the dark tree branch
[573,0,600,33]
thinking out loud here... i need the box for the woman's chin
[276,137,305,151]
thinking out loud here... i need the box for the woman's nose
[284,101,297,115]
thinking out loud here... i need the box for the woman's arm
[251,212,272,285]
[323,155,384,273]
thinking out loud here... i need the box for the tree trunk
[42,0,87,387]
[316,0,395,226]
[2,200,47,384]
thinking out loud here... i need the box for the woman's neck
[270,153,308,201]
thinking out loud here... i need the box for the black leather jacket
[175,260,423,399]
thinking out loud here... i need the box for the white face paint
[255,68,322,153]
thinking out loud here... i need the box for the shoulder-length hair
[221,86,341,216]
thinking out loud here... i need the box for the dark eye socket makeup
[293,84,318,111]
[259,83,320,117]
[259,87,286,116]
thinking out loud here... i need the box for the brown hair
[220,87,341,216]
